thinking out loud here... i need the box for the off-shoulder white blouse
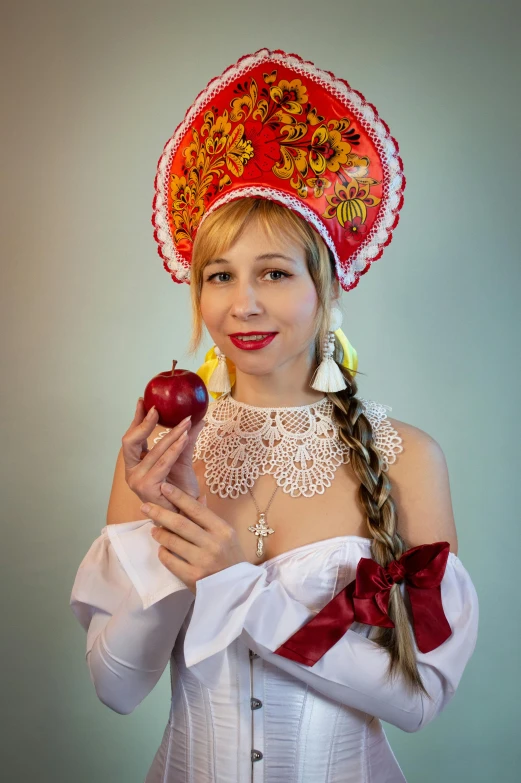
[70,518,479,783]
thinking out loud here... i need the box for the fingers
[141,429,189,477]
[132,400,164,445]
[129,430,190,491]
[160,483,218,532]
[122,398,192,472]
[121,399,158,468]
[133,397,158,433]
[155,531,200,572]
[147,503,208,548]
[140,415,193,470]
[146,495,184,513]
[187,418,206,442]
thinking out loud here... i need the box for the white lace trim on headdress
[153,393,403,499]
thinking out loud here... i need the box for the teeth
[236,334,269,341]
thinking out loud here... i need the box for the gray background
[1,0,519,780]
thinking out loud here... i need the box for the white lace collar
[188,391,402,499]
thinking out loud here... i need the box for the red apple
[143,360,209,428]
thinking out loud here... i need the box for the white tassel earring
[310,306,348,392]
[207,345,232,393]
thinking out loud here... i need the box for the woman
[70,49,479,782]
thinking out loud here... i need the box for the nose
[229,281,264,319]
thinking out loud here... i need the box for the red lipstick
[229,333,278,351]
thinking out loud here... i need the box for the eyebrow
[205,253,297,269]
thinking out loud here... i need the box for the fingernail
[140,503,151,513]
[161,483,173,494]
[146,406,156,419]
[180,415,191,426]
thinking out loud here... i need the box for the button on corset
[251,749,263,762]
[250,697,262,710]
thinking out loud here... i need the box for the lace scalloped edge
[358,398,404,471]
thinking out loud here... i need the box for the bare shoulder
[383,416,459,555]
[385,416,437,449]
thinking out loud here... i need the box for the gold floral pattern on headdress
[170,71,382,247]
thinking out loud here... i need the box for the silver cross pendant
[248,513,275,558]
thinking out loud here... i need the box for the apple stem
[171,360,177,376]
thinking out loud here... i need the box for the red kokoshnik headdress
[152,48,405,292]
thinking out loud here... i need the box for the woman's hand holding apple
[122,398,205,513]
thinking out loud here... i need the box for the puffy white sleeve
[183,553,479,733]
[69,519,195,715]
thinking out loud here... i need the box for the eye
[266,270,289,282]
[205,272,231,283]
[205,270,291,283]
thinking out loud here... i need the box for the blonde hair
[187,198,430,697]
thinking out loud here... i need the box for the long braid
[327,353,431,698]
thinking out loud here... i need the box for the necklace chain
[247,483,279,514]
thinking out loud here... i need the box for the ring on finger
[140,429,188,460]
[139,417,190,459]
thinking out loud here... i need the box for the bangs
[192,198,316,276]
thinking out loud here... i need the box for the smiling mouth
[233,334,272,341]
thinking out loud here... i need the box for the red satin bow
[274,541,452,666]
